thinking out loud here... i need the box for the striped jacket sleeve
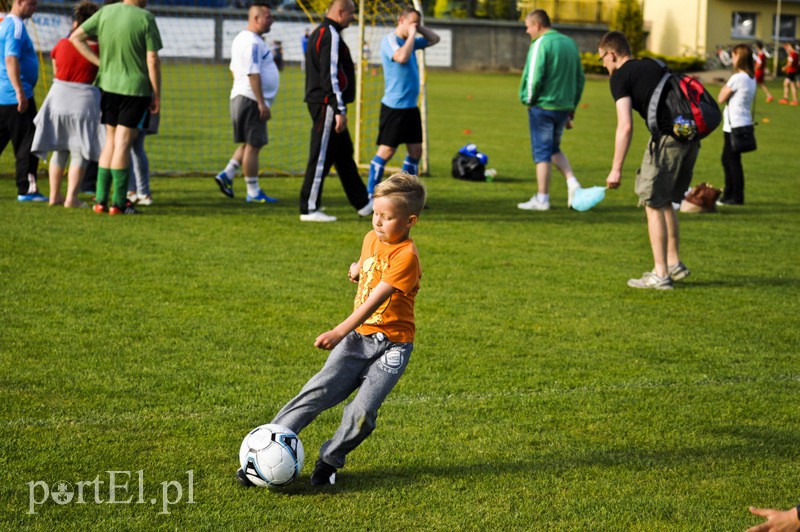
[319,24,346,115]
[519,37,544,106]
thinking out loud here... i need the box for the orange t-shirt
[354,231,420,343]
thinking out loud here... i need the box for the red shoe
[109,201,138,215]
[779,98,789,104]
[93,203,107,214]
[791,100,799,106]
[766,96,774,103]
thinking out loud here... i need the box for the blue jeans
[528,106,570,163]
[127,131,150,196]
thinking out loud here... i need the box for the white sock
[567,176,580,190]
[536,193,550,204]
[223,159,240,179]
[245,177,260,197]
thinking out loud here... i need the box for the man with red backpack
[598,31,699,290]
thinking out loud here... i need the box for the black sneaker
[236,468,255,487]
[310,459,337,486]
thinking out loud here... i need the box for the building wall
[644,0,707,56]
[645,0,800,57]
[441,18,608,71]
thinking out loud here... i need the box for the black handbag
[730,124,756,153]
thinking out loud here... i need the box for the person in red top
[237,172,426,488]
[31,0,102,207]
[754,41,774,103]
[779,42,799,105]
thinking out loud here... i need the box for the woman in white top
[718,44,756,205]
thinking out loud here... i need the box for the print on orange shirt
[355,253,391,326]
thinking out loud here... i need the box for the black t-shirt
[609,58,671,133]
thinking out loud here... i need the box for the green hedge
[582,51,706,75]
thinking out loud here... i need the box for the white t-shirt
[229,30,279,106]
[723,72,756,132]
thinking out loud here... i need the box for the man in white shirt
[215,3,279,203]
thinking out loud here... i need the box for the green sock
[111,169,130,208]
[96,167,112,204]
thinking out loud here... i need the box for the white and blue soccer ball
[239,423,304,487]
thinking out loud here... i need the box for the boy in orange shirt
[237,172,426,487]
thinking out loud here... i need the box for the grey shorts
[636,136,700,208]
[230,95,268,147]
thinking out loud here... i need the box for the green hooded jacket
[519,29,585,111]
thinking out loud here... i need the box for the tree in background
[435,0,517,19]
[613,0,644,55]
[480,0,518,21]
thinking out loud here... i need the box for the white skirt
[32,79,104,161]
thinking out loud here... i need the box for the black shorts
[786,71,798,82]
[100,92,151,129]
[376,104,422,147]
[230,95,268,147]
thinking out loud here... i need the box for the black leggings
[720,132,745,204]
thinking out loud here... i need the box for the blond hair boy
[238,172,426,487]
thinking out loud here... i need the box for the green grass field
[2,70,799,531]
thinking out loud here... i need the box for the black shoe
[236,468,255,487]
[310,459,337,486]
[717,196,744,206]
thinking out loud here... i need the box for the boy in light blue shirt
[367,7,439,197]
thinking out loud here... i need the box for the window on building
[773,14,797,41]
[732,12,757,38]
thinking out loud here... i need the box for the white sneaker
[357,198,373,217]
[517,196,550,211]
[300,210,337,222]
[568,186,578,208]
[136,194,153,206]
[127,191,138,203]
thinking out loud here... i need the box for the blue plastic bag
[571,186,606,212]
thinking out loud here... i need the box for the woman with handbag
[718,44,756,205]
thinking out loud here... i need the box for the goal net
[1,0,428,177]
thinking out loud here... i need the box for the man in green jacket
[517,9,585,212]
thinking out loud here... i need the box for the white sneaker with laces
[627,272,674,290]
[300,210,337,222]
[517,196,550,211]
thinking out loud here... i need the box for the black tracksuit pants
[0,100,39,195]
[299,103,369,215]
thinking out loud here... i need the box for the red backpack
[647,59,721,142]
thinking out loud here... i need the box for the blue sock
[402,155,419,176]
[367,155,386,197]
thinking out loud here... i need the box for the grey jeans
[272,331,412,469]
